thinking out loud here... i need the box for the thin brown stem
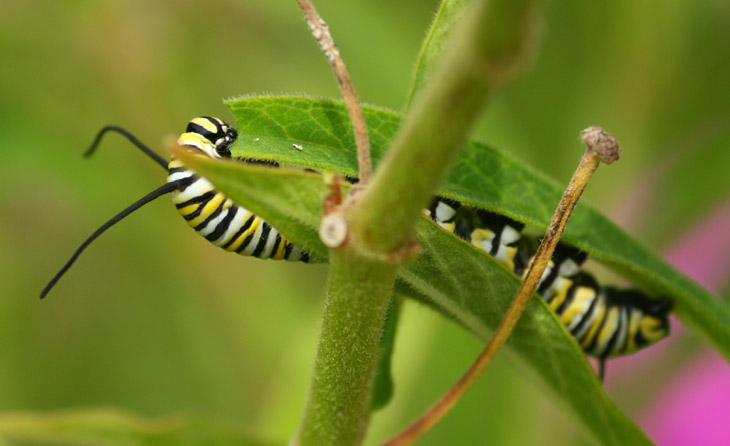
[382,127,620,446]
[295,0,371,185]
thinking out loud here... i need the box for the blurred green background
[1,0,729,444]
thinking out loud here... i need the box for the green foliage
[399,222,651,444]
[223,95,730,363]
[405,0,467,109]
[185,94,714,443]
[4,0,728,445]
[0,410,278,446]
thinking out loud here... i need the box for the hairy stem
[349,0,541,256]
[293,250,397,445]
[296,0,542,444]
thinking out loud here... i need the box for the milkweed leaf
[180,94,730,444]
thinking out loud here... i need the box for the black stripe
[187,122,210,136]
[173,176,196,191]
[489,224,505,257]
[553,280,577,313]
[301,252,310,263]
[270,233,282,259]
[205,206,238,242]
[602,304,626,358]
[202,116,223,132]
[284,242,293,259]
[570,289,603,340]
[583,301,612,353]
[252,223,273,258]
[175,174,203,194]
[633,322,650,348]
[235,231,257,254]
[176,190,216,209]
[222,214,256,250]
[194,197,226,231]
[556,272,598,315]
[538,260,561,295]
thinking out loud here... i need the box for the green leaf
[0,409,278,446]
[370,297,400,411]
[182,150,650,444]
[396,221,651,444]
[180,94,730,442]
[223,95,730,361]
[405,0,468,110]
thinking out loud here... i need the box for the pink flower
[639,200,730,445]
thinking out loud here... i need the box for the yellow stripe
[549,278,573,311]
[640,316,666,342]
[440,222,455,233]
[177,204,200,217]
[191,117,218,133]
[215,208,250,246]
[560,286,594,325]
[595,306,620,348]
[178,132,212,147]
[272,237,288,260]
[187,193,225,228]
[470,228,494,245]
[502,246,518,271]
[168,158,185,169]
[625,310,642,353]
[225,217,262,252]
[580,303,607,349]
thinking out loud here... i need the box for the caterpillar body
[167,117,309,262]
[426,198,671,375]
[42,117,671,377]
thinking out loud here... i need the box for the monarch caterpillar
[42,117,671,378]
[427,198,671,378]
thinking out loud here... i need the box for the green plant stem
[350,0,540,256]
[295,0,541,444]
[293,249,397,445]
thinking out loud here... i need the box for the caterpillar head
[179,116,238,159]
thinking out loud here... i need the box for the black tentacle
[40,181,180,299]
[85,125,168,169]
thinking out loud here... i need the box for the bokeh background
[2,0,729,444]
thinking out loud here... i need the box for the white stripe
[609,306,629,356]
[435,201,456,222]
[239,221,265,256]
[167,171,194,183]
[559,258,581,277]
[572,289,604,339]
[259,226,280,259]
[500,225,521,245]
[174,177,215,203]
[213,206,252,246]
[287,245,304,261]
[197,203,231,236]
